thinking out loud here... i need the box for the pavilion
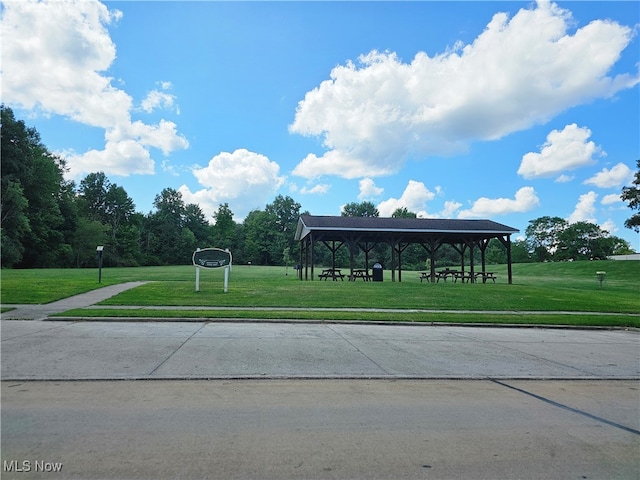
[294,214,519,284]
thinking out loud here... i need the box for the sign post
[193,248,232,292]
[96,246,104,283]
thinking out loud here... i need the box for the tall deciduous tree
[145,188,189,264]
[621,159,640,232]
[525,216,568,261]
[1,105,73,267]
[341,201,379,217]
[78,172,111,221]
[265,195,301,262]
[391,207,417,218]
[78,172,140,266]
[184,203,211,248]
[212,203,236,250]
[242,209,280,265]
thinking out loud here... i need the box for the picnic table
[420,269,497,284]
[318,268,345,281]
[453,271,474,283]
[474,271,497,283]
[350,269,370,281]
[435,269,457,282]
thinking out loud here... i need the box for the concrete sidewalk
[1,282,148,320]
[2,282,639,381]
[2,319,638,381]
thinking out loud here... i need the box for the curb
[46,316,640,331]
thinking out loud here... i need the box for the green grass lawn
[2,260,639,326]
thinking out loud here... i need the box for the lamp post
[96,246,104,283]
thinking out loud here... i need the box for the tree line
[2,105,637,269]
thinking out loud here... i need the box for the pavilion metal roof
[295,214,519,242]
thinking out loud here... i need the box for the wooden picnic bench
[318,268,345,281]
[350,269,370,281]
[474,271,497,283]
[453,271,474,283]
[436,269,457,282]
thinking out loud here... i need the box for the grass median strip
[55,308,639,327]
[4,261,639,327]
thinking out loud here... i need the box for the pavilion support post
[390,243,396,282]
[497,235,514,284]
[358,242,376,274]
[298,238,309,280]
[396,242,410,283]
[306,236,311,280]
[298,239,302,280]
[507,235,513,284]
[364,244,370,272]
[452,243,466,274]
[430,244,436,282]
[468,240,475,283]
[421,239,440,283]
[332,240,336,270]
[310,235,315,280]
[479,239,489,274]
[349,237,356,280]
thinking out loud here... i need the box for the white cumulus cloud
[458,187,540,218]
[518,124,602,179]
[290,1,637,179]
[140,90,178,114]
[358,178,384,200]
[439,200,463,218]
[300,184,331,195]
[584,162,634,188]
[601,193,622,205]
[0,0,188,178]
[567,191,598,223]
[376,180,436,217]
[179,149,285,220]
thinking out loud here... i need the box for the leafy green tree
[391,207,416,218]
[265,195,301,263]
[484,238,507,264]
[78,172,140,266]
[621,159,640,232]
[72,217,108,267]
[145,188,189,264]
[184,203,211,248]
[525,216,568,261]
[78,172,111,221]
[242,209,280,265]
[1,180,30,267]
[555,222,627,261]
[511,239,533,263]
[341,201,379,217]
[1,105,72,267]
[212,203,236,250]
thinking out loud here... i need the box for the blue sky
[2,1,639,249]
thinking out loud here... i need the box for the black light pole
[97,246,104,283]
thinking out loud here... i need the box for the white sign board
[193,248,232,292]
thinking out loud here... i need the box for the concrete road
[2,320,639,479]
[1,320,638,380]
[2,379,639,479]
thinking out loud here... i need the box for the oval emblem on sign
[193,248,232,269]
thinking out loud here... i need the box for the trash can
[372,263,383,282]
